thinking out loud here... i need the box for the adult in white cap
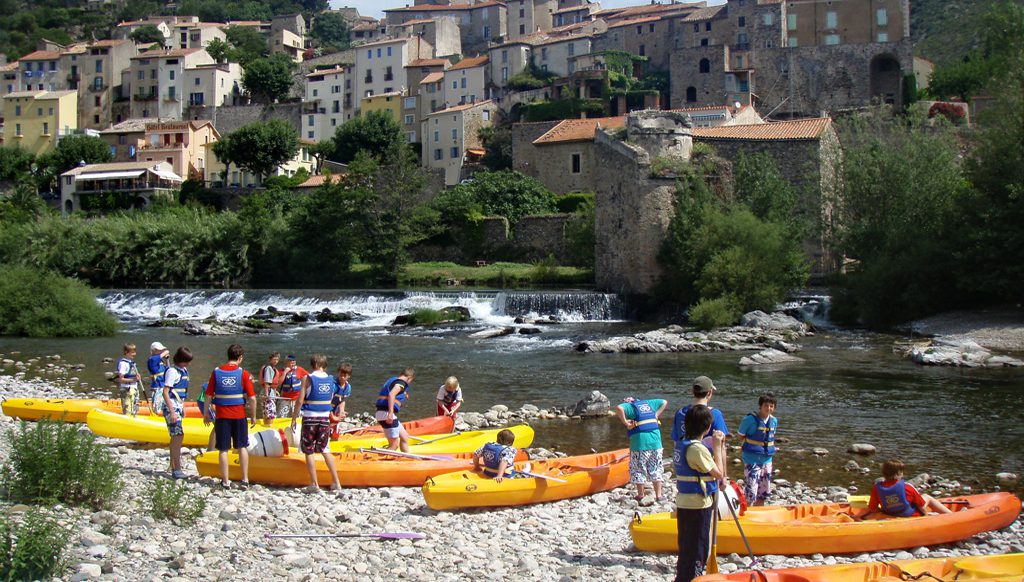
[146,341,170,414]
[671,376,730,485]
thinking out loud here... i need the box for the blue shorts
[375,410,402,439]
[214,418,249,451]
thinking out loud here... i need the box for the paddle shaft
[519,470,568,483]
[266,532,423,540]
[725,485,758,567]
[360,447,453,461]
[409,432,460,444]
[708,490,719,574]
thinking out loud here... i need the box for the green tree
[928,1,1024,101]
[241,54,295,104]
[130,24,165,47]
[478,125,512,171]
[441,170,557,225]
[205,37,231,64]
[225,25,269,65]
[0,146,35,185]
[310,11,351,50]
[223,120,299,182]
[36,135,112,192]
[328,110,405,164]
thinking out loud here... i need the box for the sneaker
[239,481,251,490]
[220,481,231,490]
[171,470,186,480]
[330,484,342,492]
[302,485,323,495]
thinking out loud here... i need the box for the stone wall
[186,102,304,135]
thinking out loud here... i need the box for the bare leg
[635,483,647,500]
[322,452,341,490]
[169,434,183,471]
[238,447,249,483]
[398,425,410,453]
[207,428,216,452]
[218,450,230,485]
[305,454,319,487]
[923,495,953,514]
[653,479,663,501]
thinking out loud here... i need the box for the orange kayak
[422,449,631,509]
[630,492,1022,555]
[1,397,201,422]
[194,448,529,487]
[695,553,1024,581]
[333,415,454,438]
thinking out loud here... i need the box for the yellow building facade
[2,90,78,156]
[360,91,403,119]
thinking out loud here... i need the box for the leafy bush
[147,479,207,526]
[530,255,559,283]
[433,170,556,226]
[0,265,118,337]
[688,296,742,330]
[564,198,595,269]
[2,419,123,508]
[650,156,689,178]
[554,192,593,213]
[0,509,70,581]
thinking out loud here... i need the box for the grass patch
[147,479,206,526]
[399,262,592,288]
[0,264,118,337]
[0,509,70,581]
[2,419,123,509]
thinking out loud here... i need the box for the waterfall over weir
[98,289,627,326]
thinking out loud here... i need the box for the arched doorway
[63,199,74,215]
[870,54,902,106]
[686,86,697,103]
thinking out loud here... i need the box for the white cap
[150,341,167,352]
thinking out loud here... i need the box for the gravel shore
[910,307,1024,352]
[0,376,1021,581]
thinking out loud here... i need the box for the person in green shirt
[616,396,668,504]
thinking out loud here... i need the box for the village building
[384,2,507,55]
[422,99,496,186]
[442,55,489,106]
[354,37,434,116]
[304,65,351,142]
[131,119,219,182]
[406,58,450,144]
[205,140,314,188]
[2,90,78,155]
[79,39,137,130]
[60,160,183,215]
[125,48,215,120]
[390,17,462,58]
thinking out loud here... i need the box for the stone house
[184,62,242,110]
[406,58,450,143]
[384,2,508,56]
[390,17,462,58]
[125,48,215,120]
[1,63,19,100]
[15,50,66,93]
[171,23,226,51]
[271,29,306,63]
[422,100,497,186]
[134,119,219,182]
[488,41,532,97]
[443,55,489,106]
[99,117,175,162]
[79,39,137,130]
[354,37,434,116]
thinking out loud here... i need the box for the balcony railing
[733,42,750,51]
[135,93,158,101]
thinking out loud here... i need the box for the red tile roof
[89,39,130,48]
[532,116,627,145]
[420,72,444,84]
[692,118,831,140]
[385,1,504,12]
[449,55,488,71]
[427,100,495,115]
[132,48,202,59]
[682,5,726,21]
[295,174,345,188]
[608,15,664,29]
[306,66,346,77]
[18,50,62,61]
[598,2,701,20]
[408,58,449,67]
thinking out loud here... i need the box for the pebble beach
[0,373,1022,582]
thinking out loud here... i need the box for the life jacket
[675,404,721,441]
[119,358,139,384]
[375,376,409,413]
[147,354,167,389]
[674,439,718,497]
[875,479,920,517]
[627,400,660,437]
[301,374,336,415]
[333,378,351,399]
[741,413,777,456]
[212,368,245,407]
[439,387,460,406]
[279,368,303,396]
[167,366,189,401]
[480,442,515,478]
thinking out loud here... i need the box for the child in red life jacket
[858,459,952,519]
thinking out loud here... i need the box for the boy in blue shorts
[204,344,257,489]
[375,368,414,452]
[162,347,192,479]
[737,393,778,506]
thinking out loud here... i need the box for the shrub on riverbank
[2,420,123,509]
[0,265,118,337]
[0,509,70,581]
[147,479,206,526]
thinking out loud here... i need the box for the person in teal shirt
[616,396,668,504]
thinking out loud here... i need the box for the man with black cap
[671,376,730,485]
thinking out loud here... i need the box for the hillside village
[0,0,958,294]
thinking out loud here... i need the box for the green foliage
[178,0,272,24]
[530,255,559,283]
[520,99,605,122]
[650,155,689,178]
[554,192,593,214]
[406,307,469,326]
[563,197,595,269]
[221,120,299,181]
[732,152,803,230]
[0,147,35,185]
[3,419,123,507]
[36,135,112,192]
[688,295,742,330]
[241,54,295,103]
[478,125,512,171]
[0,509,70,581]
[147,479,207,526]
[130,24,165,47]
[506,72,549,91]
[205,37,231,64]
[437,170,556,226]
[0,265,118,337]
[927,2,1024,100]
[328,110,405,164]
[311,11,351,50]
[399,261,590,288]
[225,25,271,64]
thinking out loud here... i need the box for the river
[1,289,1021,495]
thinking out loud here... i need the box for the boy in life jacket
[260,352,281,424]
[473,428,524,483]
[673,404,726,582]
[203,343,257,489]
[162,347,192,479]
[671,376,730,486]
[616,396,668,504]
[329,363,352,440]
[435,376,463,417]
[114,344,141,416]
[275,355,308,419]
[737,393,778,507]
[146,341,169,414]
[290,354,343,493]
[857,459,952,520]
[375,368,414,452]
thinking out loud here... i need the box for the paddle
[518,469,568,483]
[266,532,424,540]
[359,447,454,461]
[707,490,719,574]
[724,484,759,569]
[409,432,461,445]
[559,453,630,473]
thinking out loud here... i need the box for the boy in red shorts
[204,344,257,489]
[291,354,343,493]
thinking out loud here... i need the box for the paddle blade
[367,532,425,540]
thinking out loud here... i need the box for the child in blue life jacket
[329,363,352,440]
[162,347,192,479]
[616,396,668,504]
[673,404,726,582]
[114,343,140,416]
[857,459,952,519]
[473,429,525,483]
[737,393,778,507]
[436,376,464,417]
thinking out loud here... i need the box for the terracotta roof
[692,118,831,141]
[408,58,449,67]
[3,90,46,99]
[89,39,130,48]
[682,5,726,21]
[608,15,663,29]
[352,21,382,31]
[61,44,88,55]
[449,55,488,71]
[553,5,592,14]
[100,117,176,133]
[0,62,18,72]
[18,50,62,61]
[133,48,202,59]
[532,116,626,145]
[426,99,494,115]
[399,18,438,26]
[295,174,345,188]
[306,66,346,77]
[226,20,265,26]
[599,2,698,20]
[420,72,444,84]
[385,1,504,12]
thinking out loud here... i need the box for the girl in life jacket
[857,459,953,520]
[473,429,524,483]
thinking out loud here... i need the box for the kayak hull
[195,449,529,487]
[422,449,631,510]
[695,553,1024,581]
[86,409,292,447]
[2,397,200,422]
[334,415,454,438]
[630,492,1022,555]
[327,424,534,454]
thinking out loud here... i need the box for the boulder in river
[847,443,877,455]
[468,327,515,339]
[996,472,1019,487]
[740,311,807,333]
[738,348,805,367]
[315,309,353,323]
[569,390,611,417]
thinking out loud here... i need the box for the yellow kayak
[695,553,1024,581]
[2,397,200,422]
[327,424,534,454]
[86,409,291,447]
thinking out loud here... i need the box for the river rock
[468,327,515,339]
[518,326,542,334]
[843,460,860,471]
[73,563,102,581]
[740,311,807,332]
[315,309,352,323]
[182,322,208,336]
[847,443,877,455]
[996,472,1019,486]
[738,348,806,366]
[569,391,610,417]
